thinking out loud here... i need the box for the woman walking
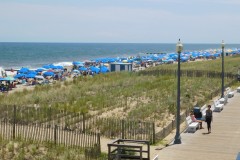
[206,105,213,133]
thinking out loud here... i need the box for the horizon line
[0,41,239,45]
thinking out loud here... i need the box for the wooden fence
[139,69,237,79]
[0,105,155,144]
[0,105,101,159]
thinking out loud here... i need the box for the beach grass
[0,138,107,160]
[1,56,239,124]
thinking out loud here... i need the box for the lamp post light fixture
[174,39,183,144]
[221,40,225,98]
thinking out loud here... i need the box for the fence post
[13,105,16,139]
[54,125,57,145]
[121,119,125,139]
[49,107,52,125]
[97,133,101,153]
[152,123,155,144]
[83,113,86,133]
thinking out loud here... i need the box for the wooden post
[83,113,85,133]
[54,125,57,145]
[13,105,16,139]
[152,123,155,144]
[121,120,124,139]
[97,133,101,153]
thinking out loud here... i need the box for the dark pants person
[206,117,212,133]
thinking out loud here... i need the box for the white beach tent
[0,67,6,77]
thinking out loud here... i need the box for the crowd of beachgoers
[1,48,240,93]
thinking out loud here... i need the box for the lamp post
[221,40,225,98]
[174,39,183,144]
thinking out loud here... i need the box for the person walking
[206,105,213,133]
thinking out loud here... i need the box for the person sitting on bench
[190,111,204,129]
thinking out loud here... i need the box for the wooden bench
[213,100,224,112]
[186,116,199,133]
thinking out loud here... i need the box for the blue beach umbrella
[28,70,37,75]
[90,66,100,74]
[26,74,36,79]
[19,67,29,74]
[14,74,26,79]
[79,67,88,71]
[36,68,46,72]
[42,65,51,69]
[73,61,84,66]
[0,77,5,81]
[43,71,54,77]
[100,66,109,73]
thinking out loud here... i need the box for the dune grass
[1,56,239,124]
[0,136,107,160]
[147,55,240,74]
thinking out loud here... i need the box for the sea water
[0,42,240,69]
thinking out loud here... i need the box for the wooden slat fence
[87,118,155,144]
[0,105,101,157]
[139,69,237,79]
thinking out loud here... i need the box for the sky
[0,0,240,43]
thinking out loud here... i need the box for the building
[109,63,132,72]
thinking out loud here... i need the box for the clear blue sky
[0,0,240,43]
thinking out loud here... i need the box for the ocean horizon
[1,42,240,69]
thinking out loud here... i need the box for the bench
[237,87,240,93]
[200,104,207,121]
[213,100,224,112]
[186,116,199,133]
[219,94,228,105]
[226,87,234,98]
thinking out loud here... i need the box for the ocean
[0,42,240,69]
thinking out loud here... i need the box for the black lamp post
[174,39,183,144]
[221,40,225,98]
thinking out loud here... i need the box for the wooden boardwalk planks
[155,90,240,160]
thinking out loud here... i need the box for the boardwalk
[154,89,240,160]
